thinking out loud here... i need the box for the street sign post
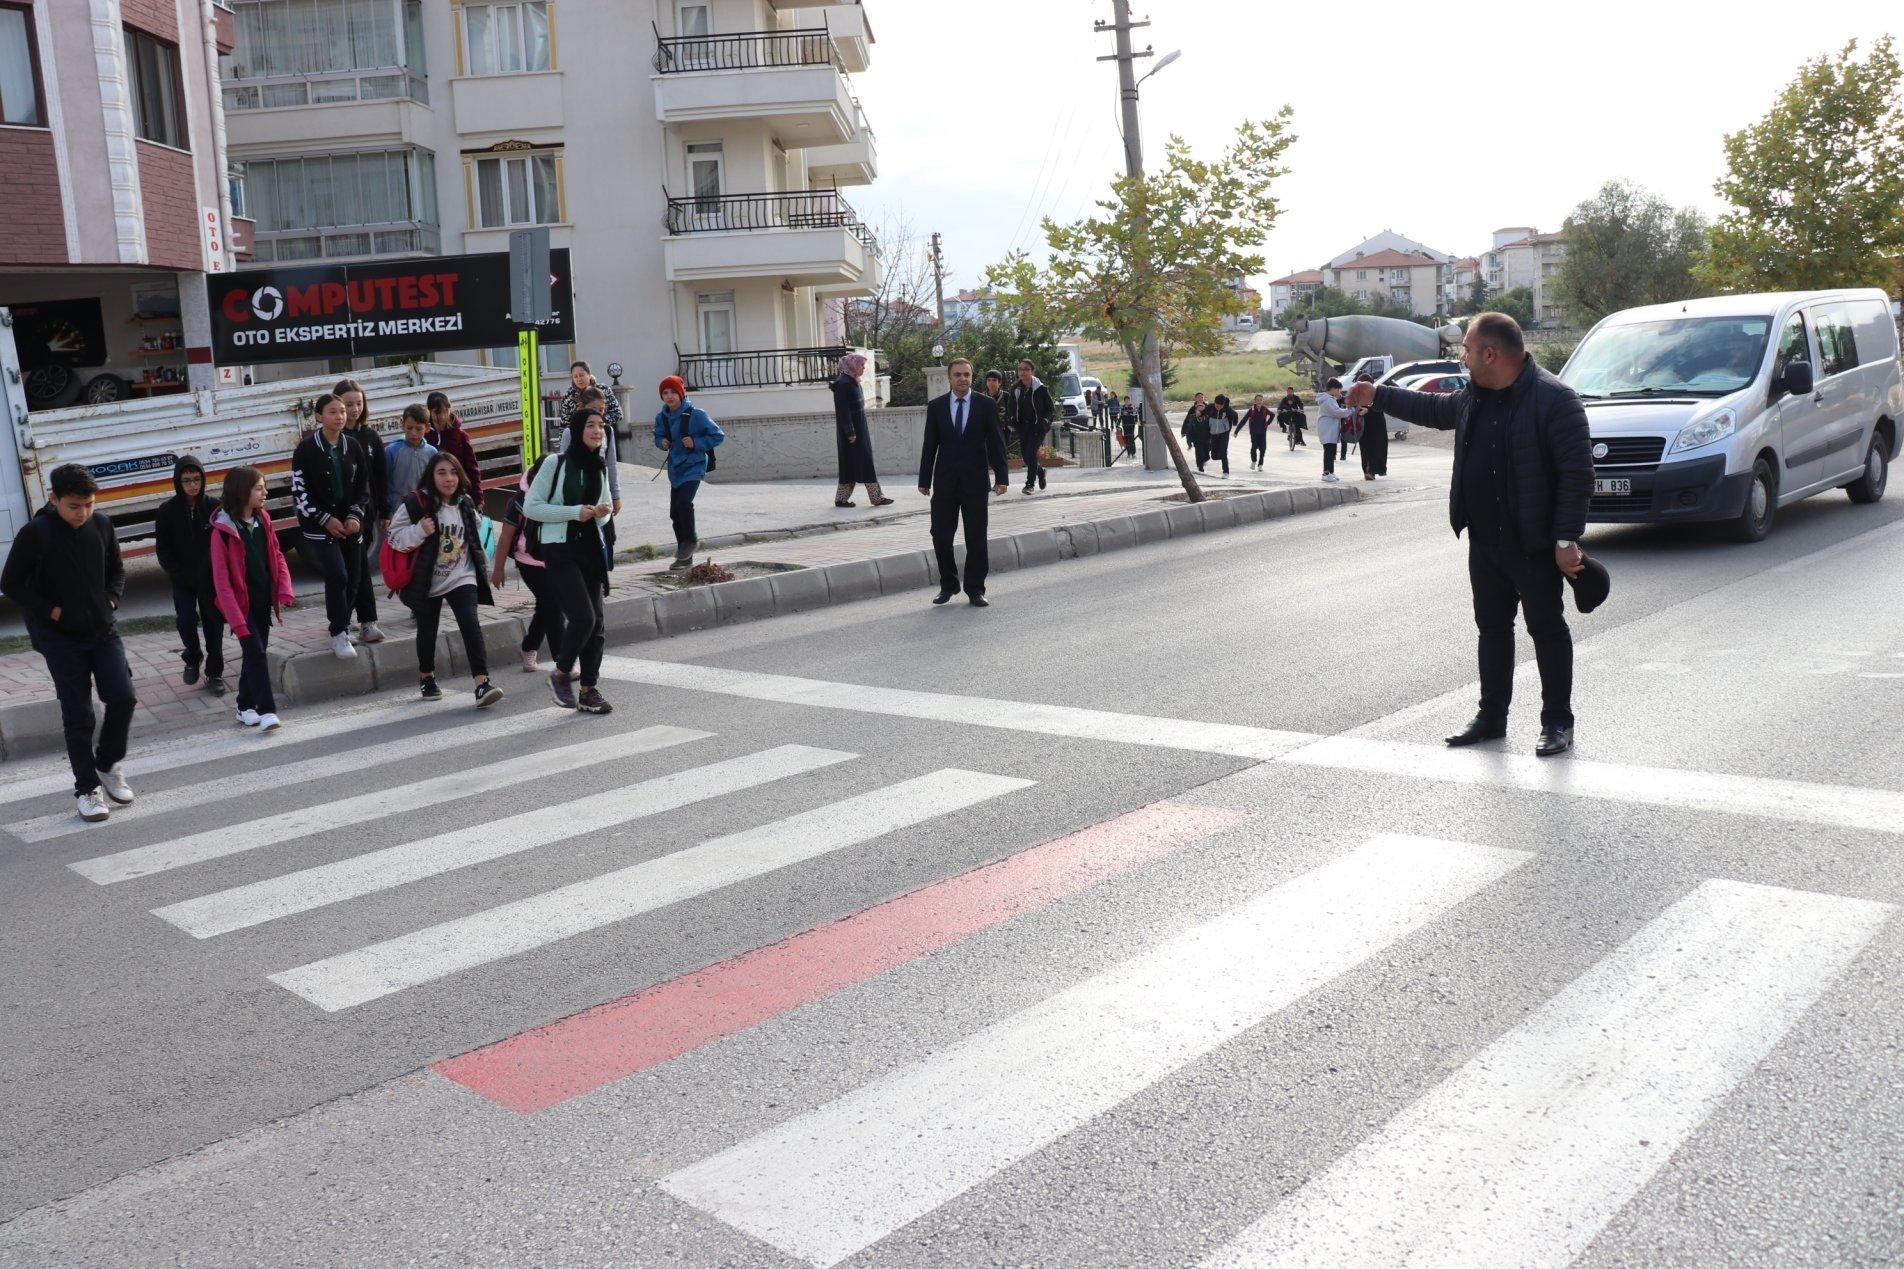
[518,329,543,466]
[509,228,554,466]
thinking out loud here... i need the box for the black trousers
[1016,425,1046,484]
[1248,424,1269,465]
[306,533,362,637]
[236,603,276,716]
[414,583,488,680]
[1193,438,1210,469]
[171,581,224,676]
[545,554,606,684]
[1210,431,1231,474]
[1468,535,1574,728]
[930,480,991,598]
[351,525,380,624]
[35,625,137,798]
[670,479,700,550]
[1323,442,1337,475]
[519,563,566,656]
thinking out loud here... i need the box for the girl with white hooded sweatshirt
[1315,377,1353,483]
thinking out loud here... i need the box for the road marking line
[68,727,705,886]
[436,800,1242,1113]
[658,834,1530,1268]
[269,763,997,1013]
[152,731,771,938]
[1201,879,1894,1268]
[598,655,1316,761]
[17,711,576,843]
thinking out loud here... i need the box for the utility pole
[929,231,947,348]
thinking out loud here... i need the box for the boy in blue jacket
[653,374,724,571]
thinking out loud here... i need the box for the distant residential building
[1220,278,1261,330]
[1324,249,1447,318]
[1267,269,1324,320]
[1478,228,1568,328]
[1445,256,1482,312]
[944,288,997,331]
[1328,231,1453,270]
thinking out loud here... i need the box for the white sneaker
[1322,472,1340,482]
[359,622,385,645]
[76,788,111,823]
[330,632,358,660]
[257,713,281,732]
[97,764,134,806]
[236,708,262,728]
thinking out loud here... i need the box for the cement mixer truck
[1279,314,1465,388]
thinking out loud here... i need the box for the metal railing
[678,346,849,391]
[221,68,428,111]
[664,191,878,254]
[652,27,840,74]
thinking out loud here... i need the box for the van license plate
[1594,478,1632,496]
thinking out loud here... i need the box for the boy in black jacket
[290,392,371,659]
[154,455,226,695]
[0,464,138,823]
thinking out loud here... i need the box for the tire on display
[1844,432,1889,504]
[1730,456,1776,543]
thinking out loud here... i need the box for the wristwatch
[1555,539,1578,551]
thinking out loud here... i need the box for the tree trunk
[1122,331,1203,502]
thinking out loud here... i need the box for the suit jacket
[919,391,1009,492]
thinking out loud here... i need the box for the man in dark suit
[919,357,1010,607]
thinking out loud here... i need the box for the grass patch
[1072,346,1310,402]
[0,612,178,657]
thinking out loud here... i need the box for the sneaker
[520,648,539,673]
[420,675,443,701]
[576,686,613,715]
[206,675,228,697]
[1322,472,1340,483]
[76,788,111,823]
[182,662,200,687]
[257,713,281,732]
[549,670,577,710]
[359,622,385,645]
[97,764,135,806]
[236,708,262,728]
[669,556,693,573]
[330,632,358,660]
[475,681,504,708]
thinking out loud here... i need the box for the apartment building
[219,0,881,417]
[1324,250,1445,319]
[1266,269,1322,322]
[1,0,250,410]
[1478,227,1567,327]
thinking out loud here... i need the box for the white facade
[1324,251,1447,318]
[1267,270,1323,321]
[1328,231,1453,270]
[1478,229,1568,328]
[220,0,881,415]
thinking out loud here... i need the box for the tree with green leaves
[1552,180,1709,326]
[1279,285,1366,330]
[1480,286,1536,329]
[1696,36,1904,293]
[1456,275,1488,317]
[985,114,1296,502]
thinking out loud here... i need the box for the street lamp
[1138,48,1180,86]
[931,342,945,364]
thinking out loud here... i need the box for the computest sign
[205,249,574,365]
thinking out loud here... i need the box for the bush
[1534,342,1577,374]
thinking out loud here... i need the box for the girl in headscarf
[831,352,890,508]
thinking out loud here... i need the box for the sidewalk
[0,460,1362,760]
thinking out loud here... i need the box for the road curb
[0,485,1359,760]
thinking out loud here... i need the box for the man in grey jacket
[1348,313,1593,757]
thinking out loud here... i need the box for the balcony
[248,221,441,264]
[663,191,879,291]
[820,4,872,73]
[222,68,428,112]
[678,345,848,392]
[807,97,876,186]
[651,29,854,146]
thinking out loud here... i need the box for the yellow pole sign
[519,328,542,466]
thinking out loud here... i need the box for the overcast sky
[848,0,1898,293]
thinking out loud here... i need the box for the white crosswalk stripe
[15,710,576,843]
[156,744,857,940]
[1201,879,1893,1268]
[658,835,1531,1268]
[266,767,1030,1012]
[68,727,711,885]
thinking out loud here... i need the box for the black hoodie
[1,503,125,640]
[154,455,218,588]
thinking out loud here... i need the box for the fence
[652,28,838,74]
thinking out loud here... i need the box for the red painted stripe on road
[434,801,1247,1113]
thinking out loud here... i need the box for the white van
[1559,290,1900,541]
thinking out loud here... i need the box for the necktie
[954,396,965,436]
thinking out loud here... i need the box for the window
[0,2,44,127]
[1813,305,1860,378]
[474,151,559,226]
[677,3,710,35]
[463,2,550,75]
[244,147,436,231]
[698,291,736,354]
[1355,269,1367,281]
[126,28,186,148]
[687,141,723,211]
[228,168,247,218]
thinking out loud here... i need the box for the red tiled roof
[1271,269,1325,285]
[1333,250,1441,269]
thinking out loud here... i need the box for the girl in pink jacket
[210,466,297,731]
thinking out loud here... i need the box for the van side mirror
[1782,360,1814,397]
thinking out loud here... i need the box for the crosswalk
[6,687,1898,1265]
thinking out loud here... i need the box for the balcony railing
[678,345,850,391]
[250,222,441,263]
[222,68,429,111]
[652,27,840,74]
[664,191,877,254]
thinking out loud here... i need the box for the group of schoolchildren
[2,364,724,824]
[1175,381,1390,483]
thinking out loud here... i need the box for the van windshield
[1058,373,1083,397]
[1562,316,1773,398]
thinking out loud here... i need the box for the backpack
[378,492,428,596]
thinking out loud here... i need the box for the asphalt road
[2,459,1902,1267]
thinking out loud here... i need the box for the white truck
[1,307,527,572]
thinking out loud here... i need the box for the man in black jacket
[1005,359,1053,494]
[0,465,137,822]
[291,393,372,659]
[154,454,226,695]
[1349,313,1593,756]
[919,358,1010,606]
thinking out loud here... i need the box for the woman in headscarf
[831,352,891,508]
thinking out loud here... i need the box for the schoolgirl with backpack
[490,455,565,673]
[525,409,615,714]
[383,452,504,707]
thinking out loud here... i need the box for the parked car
[1396,373,1470,393]
[1560,289,1899,542]
[1378,358,1463,387]
[1058,372,1104,424]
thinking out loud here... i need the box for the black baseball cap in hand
[1567,553,1610,614]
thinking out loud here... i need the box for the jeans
[1210,431,1231,474]
[670,480,700,550]
[171,582,224,676]
[1323,442,1337,475]
[236,604,276,716]
[546,555,605,684]
[1017,425,1046,484]
[306,533,362,636]
[351,525,380,624]
[519,563,565,656]
[1468,535,1574,728]
[34,625,137,797]
[414,583,487,680]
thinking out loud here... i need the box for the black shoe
[1444,713,1507,747]
[1022,484,1034,495]
[1038,470,1046,489]
[206,674,228,697]
[1535,726,1574,757]
[182,663,200,687]
[932,588,957,605]
[419,675,443,701]
[968,595,989,608]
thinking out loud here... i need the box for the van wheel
[1730,458,1776,542]
[1845,435,1889,504]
